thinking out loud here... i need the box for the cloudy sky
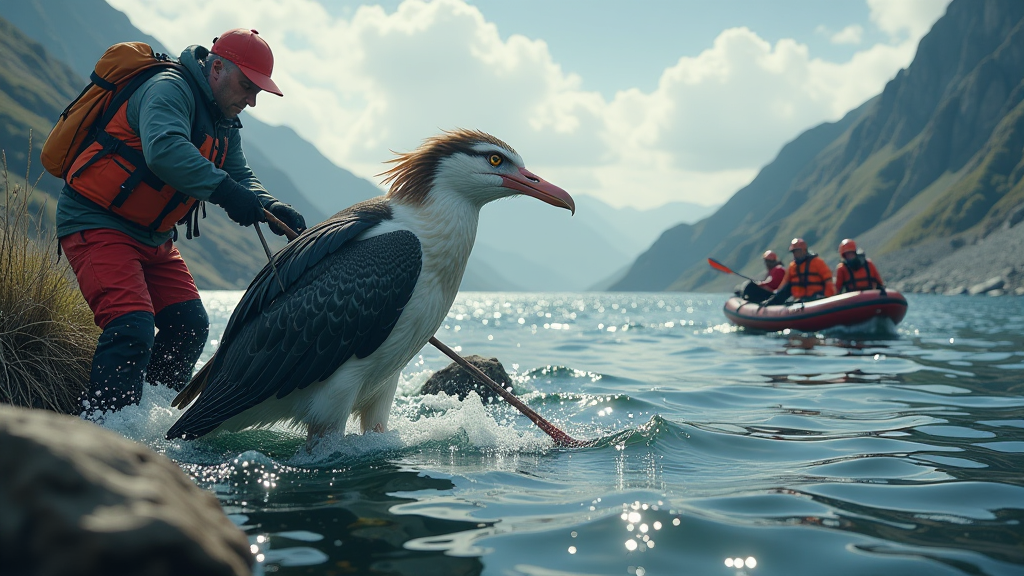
[107,0,951,209]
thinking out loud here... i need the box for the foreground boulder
[0,405,252,576]
[420,355,513,402]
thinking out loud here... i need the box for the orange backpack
[41,42,184,179]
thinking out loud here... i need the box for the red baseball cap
[211,28,283,96]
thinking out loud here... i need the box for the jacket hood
[179,45,241,127]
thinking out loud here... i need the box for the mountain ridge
[612,0,1024,295]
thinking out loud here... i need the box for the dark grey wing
[224,196,394,346]
[166,229,421,440]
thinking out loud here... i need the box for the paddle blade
[708,258,735,275]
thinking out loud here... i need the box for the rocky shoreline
[874,212,1024,297]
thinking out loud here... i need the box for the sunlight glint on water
[98,292,1024,575]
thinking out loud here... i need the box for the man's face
[209,60,261,119]
[791,248,807,260]
[764,258,776,270]
[843,251,857,262]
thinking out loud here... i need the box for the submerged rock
[0,406,253,576]
[421,355,512,402]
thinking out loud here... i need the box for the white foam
[394,391,551,451]
[290,390,553,465]
[94,383,185,448]
[89,368,557,471]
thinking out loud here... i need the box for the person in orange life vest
[762,238,835,306]
[758,250,785,291]
[56,29,306,415]
[834,238,885,293]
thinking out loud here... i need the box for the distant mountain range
[238,114,717,290]
[0,0,716,291]
[612,0,1024,295]
[0,0,720,291]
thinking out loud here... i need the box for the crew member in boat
[762,238,835,305]
[834,238,885,293]
[758,250,786,291]
[738,249,786,302]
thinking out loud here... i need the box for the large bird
[166,129,574,442]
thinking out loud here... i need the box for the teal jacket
[56,45,277,247]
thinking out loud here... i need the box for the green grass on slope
[0,156,98,414]
[890,97,1024,249]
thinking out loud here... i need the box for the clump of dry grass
[0,142,99,414]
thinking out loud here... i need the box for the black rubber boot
[81,311,155,415]
[146,299,209,392]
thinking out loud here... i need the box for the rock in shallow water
[420,355,513,403]
[0,405,253,576]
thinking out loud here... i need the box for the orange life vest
[64,65,227,233]
[837,259,883,292]
[788,255,834,299]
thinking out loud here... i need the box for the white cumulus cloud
[868,0,951,41]
[831,24,865,45]
[107,0,948,209]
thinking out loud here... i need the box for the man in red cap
[56,28,306,415]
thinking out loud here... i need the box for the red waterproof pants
[59,229,201,329]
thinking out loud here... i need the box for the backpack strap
[79,63,211,230]
[69,64,177,181]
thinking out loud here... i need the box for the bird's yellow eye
[488,154,503,167]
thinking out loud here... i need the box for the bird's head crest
[379,129,518,205]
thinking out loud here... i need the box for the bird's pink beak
[500,167,575,215]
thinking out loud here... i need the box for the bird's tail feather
[172,356,214,409]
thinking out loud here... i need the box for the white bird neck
[394,189,480,292]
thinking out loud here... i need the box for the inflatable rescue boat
[723,289,908,332]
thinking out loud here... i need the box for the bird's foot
[305,423,333,453]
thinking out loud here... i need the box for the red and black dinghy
[723,289,909,332]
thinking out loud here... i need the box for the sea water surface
[108,292,1024,575]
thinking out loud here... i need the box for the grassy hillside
[892,80,1024,247]
[0,0,171,80]
[0,16,82,198]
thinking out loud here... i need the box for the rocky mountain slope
[611,0,1024,297]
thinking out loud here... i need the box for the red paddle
[708,258,759,283]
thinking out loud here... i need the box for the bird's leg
[305,423,331,451]
[359,373,399,434]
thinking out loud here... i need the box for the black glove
[267,201,307,236]
[762,284,791,307]
[210,177,265,227]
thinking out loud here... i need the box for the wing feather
[166,223,422,440]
